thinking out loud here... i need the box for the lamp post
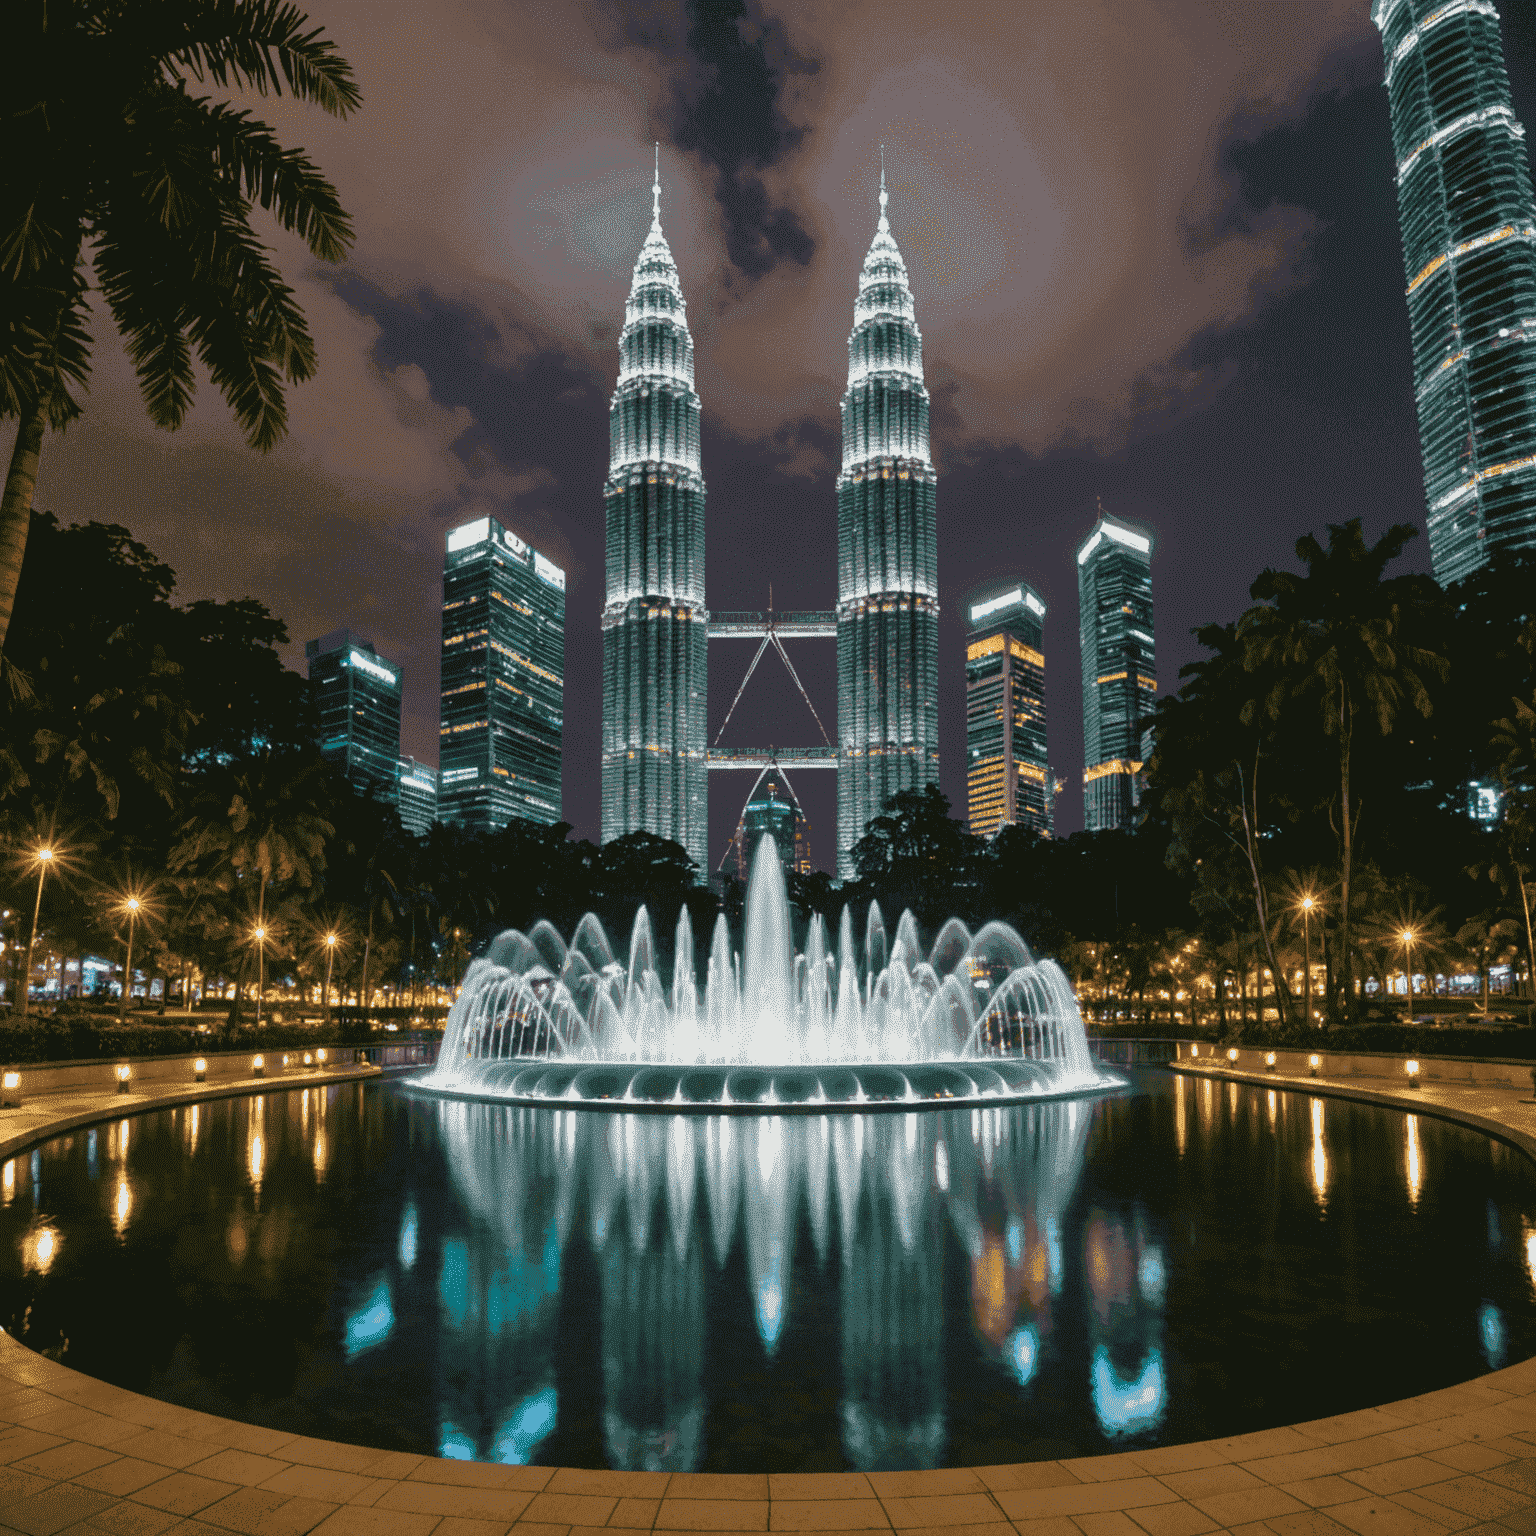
[1299,895,1317,1028]
[323,932,338,1026]
[1400,929,1417,1021]
[253,927,267,1026]
[18,847,54,1022]
[117,897,141,1024]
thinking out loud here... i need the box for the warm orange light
[326,933,338,947]
[253,927,266,942]
[36,848,52,864]
[1227,1048,1239,1062]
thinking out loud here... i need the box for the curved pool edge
[0,1061,382,1168]
[402,1059,1129,1114]
[0,1071,1534,1532]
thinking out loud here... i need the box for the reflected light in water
[2,1160,12,1204]
[313,1132,328,1178]
[1524,1220,1536,1289]
[189,1103,200,1155]
[345,1276,395,1358]
[1481,1301,1507,1368]
[1406,1116,1423,1209]
[26,1225,59,1273]
[491,1386,558,1464]
[1005,1324,1038,1386]
[1267,1090,1276,1129]
[438,1421,475,1460]
[248,1135,264,1192]
[1139,1247,1167,1305]
[1175,1075,1186,1156]
[1091,1347,1165,1436]
[113,1178,131,1235]
[1310,1099,1328,1206]
[399,1204,419,1271]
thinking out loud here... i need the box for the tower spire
[878,143,889,230]
[652,141,661,229]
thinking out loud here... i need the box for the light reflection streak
[113,1177,131,1235]
[1406,1115,1422,1209]
[1310,1098,1328,1207]
[1267,1089,1277,1130]
[2,1160,13,1204]
[25,1225,58,1273]
[1174,1075,1186,1156]
[437,1097,1101,1471]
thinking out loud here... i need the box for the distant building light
[447,518,490,552]
[970,588,1024,623]
[441,767,479,784]
[533,552,566,591]
[347,649,397,687]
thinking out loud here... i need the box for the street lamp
[117,895,142,1023]
[323,932,339,1025]
[1297,894,1319,1029]
[18,846,55,1022]
[253,926,267,1027]
[1400,929,1417,1020]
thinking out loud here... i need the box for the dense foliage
[0,510,1531,1053]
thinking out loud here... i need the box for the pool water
[0,1071,1533,1471]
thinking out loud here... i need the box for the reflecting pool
[2,1073,1536,1470]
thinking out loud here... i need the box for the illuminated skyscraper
[439,515,565,834]
[836,166,939,873]
[965,581,1049,839]
[397,756,437,837]
[729,768,810,880]
[305,629,402,806]
[1373,0,1536,584]
[1077,511,1156,833]
[601,154,708,870]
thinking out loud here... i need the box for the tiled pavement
[5,1068,1536,1535]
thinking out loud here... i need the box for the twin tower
[601,160,939,876]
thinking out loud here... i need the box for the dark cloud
[668,0,819,280]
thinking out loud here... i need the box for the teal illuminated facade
[1077,513,1156,834]
[601,162,708,869]
[305,629,402,806]
[835,171,940,873]
[398,756,437,837]
[1373,0,1536,584]
[439,516,565,834]
[965,582,1049,840]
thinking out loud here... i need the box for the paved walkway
[3,1068,1536,1534]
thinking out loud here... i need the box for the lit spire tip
[652,141,661,228]
[878,143,889,229]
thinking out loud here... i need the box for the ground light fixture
[1407,1059,1421,1088]
[1309,1054,1321,1077]
[1189,1044,1199,1058]
[1265,1052,1277,1071]
[1227,1048,1239,1064]
[115,1064,131,1093]
[194,1058,207,1083]
[316,1049,327,1064]
[1,1071,19,1107]
[252,1055,265,1078]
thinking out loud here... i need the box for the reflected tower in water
[435,1095,1099,1471]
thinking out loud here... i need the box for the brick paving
[0,1064,1535,1533]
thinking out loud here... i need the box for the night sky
[25,0,1536,870]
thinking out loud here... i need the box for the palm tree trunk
[1338,688,1356,1022]
[0,402,48,654]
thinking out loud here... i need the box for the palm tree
[1454,911,1520,1017]
[170,751,332,1023]
[1,0,360,650]
[1239,521,1447,1023]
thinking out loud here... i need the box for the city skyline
[25,0,1536,865]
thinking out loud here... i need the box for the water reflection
[1311,1098,1329,1208]
[1407,1115,1423,1209]
[437,1096,1105,1470]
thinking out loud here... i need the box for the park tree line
[2,512,1534,1045]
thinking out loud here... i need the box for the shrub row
[0,1018,437,1064]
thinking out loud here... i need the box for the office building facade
[965,581,1049,839]
[836,169,940,873]
[601,162,709,869]
[1373,0,1536,584]
[305,629,402,805]
[730,769,810,880]
[398,756,438,837]
[439,516,565,834]
[1077,512,1156,833]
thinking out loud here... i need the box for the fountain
[418,837,1122,1111]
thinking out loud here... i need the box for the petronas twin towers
[601,158,939,875]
